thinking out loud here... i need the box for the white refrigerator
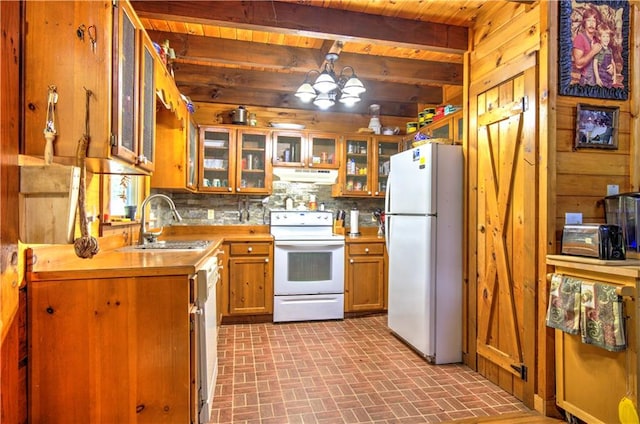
[384,143,462,364]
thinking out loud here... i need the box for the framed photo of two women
[559,0,629,100]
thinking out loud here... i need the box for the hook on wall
[76,24,86,41]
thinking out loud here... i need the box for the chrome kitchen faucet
[138,194,183,244]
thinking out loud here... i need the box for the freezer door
[387,214,436,358]
[388,146,437,215]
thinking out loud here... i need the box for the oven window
[288,252,332,281]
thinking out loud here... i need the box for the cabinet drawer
[229,242,270,256]
[348,243,384,256]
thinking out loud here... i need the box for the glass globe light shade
[294,82,317,103]
[313,92,335,109]
[338,93,361,107]
[313,72,338,94]
[342,76,366,96]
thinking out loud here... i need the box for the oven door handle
[275,240,345,248]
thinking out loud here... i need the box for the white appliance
[384,143,463,364]
[196,253,220,423]
[271,210,345,322]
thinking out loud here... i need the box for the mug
[203,178,211,187]
[212,178,221,187]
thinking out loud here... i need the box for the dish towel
[545,273,581,334]
[580,281,626,352]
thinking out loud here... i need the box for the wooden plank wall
[554,98,631,237]
[553,1,639,243]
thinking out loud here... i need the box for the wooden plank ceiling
[131,0,509,117]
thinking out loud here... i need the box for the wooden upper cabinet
[423,110,463,143]
[236,129,272,194]
[333,134,400,198]
[23,0,155,175]
[198,126,271,194]
[272,131,339,169]
[150,38,194,191]
[306,132,340,169]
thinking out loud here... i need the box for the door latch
[510,363,528,381]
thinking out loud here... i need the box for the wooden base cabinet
[28,274,196,423]
[226,241,273,316]
[547,256,638,424]
[345,239,387,312]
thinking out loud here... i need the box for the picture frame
[558,0,629,100]
[574,103,619,149]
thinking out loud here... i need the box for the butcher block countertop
[26,225,273,281]
[546,254,640,279]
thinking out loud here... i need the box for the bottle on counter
[285,197,293,210]
[309,194,317,211]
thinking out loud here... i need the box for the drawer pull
[350,259,354,264]
[365,248,369,253]
[264,258,269,263]
[248,247,253,252]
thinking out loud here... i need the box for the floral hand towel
[580,282,626,352]
[545,274,581,334]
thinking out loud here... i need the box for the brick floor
[208,315,531,423]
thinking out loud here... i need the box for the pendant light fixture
[294,53,366,110]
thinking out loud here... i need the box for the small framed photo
[574,103,619,149]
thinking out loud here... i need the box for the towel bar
[546,273,635,298]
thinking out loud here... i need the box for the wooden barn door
[470,62,537,407]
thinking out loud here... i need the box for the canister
[406,121,418,134]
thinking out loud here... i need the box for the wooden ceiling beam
[148,30,463,86]
[171,62,443,105]
[132,1,469,54]
[179,84,419,117]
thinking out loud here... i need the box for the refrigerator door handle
[385,170,392,252]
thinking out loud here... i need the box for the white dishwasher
[197,252,221,423]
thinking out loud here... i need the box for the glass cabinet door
[431,121,451,139]
[200,127,234,192]
[186,119,198,189]
[111,2,139,164]
[272,131,305,166]
[308,132,339,169]
[343,136,371,195]
[138,37,155,172]
[374,138,400,196]
[237,130,269,193]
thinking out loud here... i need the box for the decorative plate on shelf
[269,122,306,130]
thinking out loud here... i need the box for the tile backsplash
[152,181,384,229]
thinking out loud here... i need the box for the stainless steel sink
[119,240,211,252]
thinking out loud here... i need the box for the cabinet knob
[367,191,372,195]
[374,192,379,196]
[227,187,232,192]
[247,247,253,252]
[137,155,147,164]
[237,188,241,192]
[365,248,369,253]
[350,259,354,264]
[264,258,269,263]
